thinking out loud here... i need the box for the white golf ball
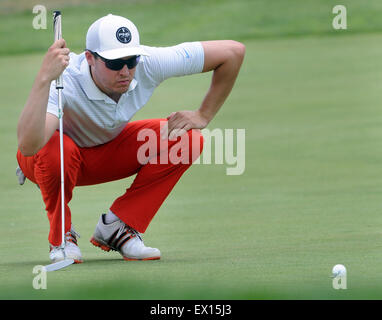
[332,264,346,277]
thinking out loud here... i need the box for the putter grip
[53,11,63,89]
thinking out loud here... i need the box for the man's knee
[168,129,203,165]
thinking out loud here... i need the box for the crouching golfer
[16,14,245,263]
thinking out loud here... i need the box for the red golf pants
[17,119,204,246]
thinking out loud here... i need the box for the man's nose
[119,64,130,76]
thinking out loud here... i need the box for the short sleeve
[141,42,205,86]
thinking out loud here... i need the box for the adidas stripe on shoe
[90,214,160,261]
[49,226,83,263]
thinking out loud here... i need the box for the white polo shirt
[47,42,204,147]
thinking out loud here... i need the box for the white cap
[86,14,149,59]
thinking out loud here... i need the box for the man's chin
[116,86,129,94]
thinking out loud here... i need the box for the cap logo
[116,27,132,43]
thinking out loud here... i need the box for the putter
[43,11,74,272]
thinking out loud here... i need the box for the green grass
[1,0,382,299]
[1,0,382,55]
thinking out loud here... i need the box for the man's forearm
[17,74,50,156]
[198,41,245,124]
[17,39,70,156]
[198,61,242,123]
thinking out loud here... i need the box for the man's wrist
[197,108,214,125]
[35,70,53,88]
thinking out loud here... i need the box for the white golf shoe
[49,226,83,263]
[90,214,161,261]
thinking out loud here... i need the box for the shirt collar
[80,56,138,102]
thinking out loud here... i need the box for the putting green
[1,0,382,299]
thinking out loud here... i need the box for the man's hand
[161,110,209,140]
[38,39,70,83]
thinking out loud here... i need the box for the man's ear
[85,51,95,67]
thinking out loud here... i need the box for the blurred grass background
[1,0,382,300]
[1,0,382,55]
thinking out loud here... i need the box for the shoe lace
[49,226,80,250]
[65,225,80,244]
[117,223,142,241]
[70,225,81,239]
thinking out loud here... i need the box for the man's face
[85,51,137,99]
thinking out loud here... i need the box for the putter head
[43,258,74,272]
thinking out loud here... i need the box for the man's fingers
[56,45,70,67]
[57,38,67,48]
[166,112,176,120]
[169,127,187,140]
[161,119,179,139]
[161,112,178,139]
[168,121,188,140]
[62,56,70,67]
[40,38,70,82]
[182,123,192,133]
[60,47,70,55]
[161,111,197,139]
[49,41,70,60]
[167,117,184,138]
[52,38,66,49]
[170,123,192,140]
[166,112,179,133]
